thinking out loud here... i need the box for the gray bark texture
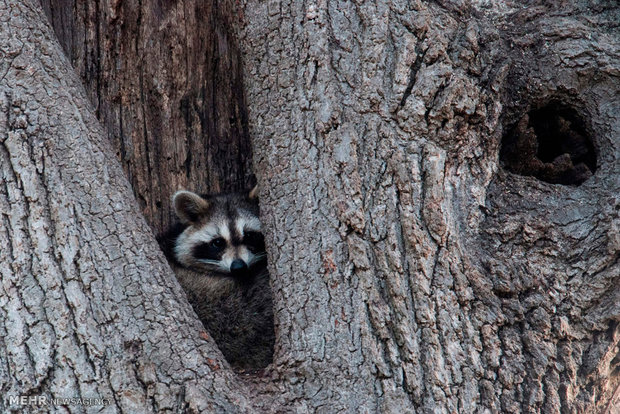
[0,0,618,413]
[239,0,619,413]
[38,0,254,234]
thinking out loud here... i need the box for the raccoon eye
[210,238,226,249]
[243,231,265,253]
[192,238,226,260]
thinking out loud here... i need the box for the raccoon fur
[157,187,274,370]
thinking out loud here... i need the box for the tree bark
[238,1,620,412]
[1,0,618,413]
[38,0,254,234]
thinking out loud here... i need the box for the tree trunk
[1,0,618,413]
[38,0,254,234]
[238,1,620,412]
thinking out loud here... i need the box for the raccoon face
[172,189,266,281]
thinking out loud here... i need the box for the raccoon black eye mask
[243,231,265,254]
[192,239,225,260]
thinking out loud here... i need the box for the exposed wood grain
[39,0,254,234]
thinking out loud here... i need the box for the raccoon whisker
[218,263,231,272]
[249,253,267,265]
[197,259,221,265]
[197,259,231,273]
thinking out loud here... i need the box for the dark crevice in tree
[500,100,597,186]
[38,0,255,235]
[530,102,596,170]
[398,41,426,108]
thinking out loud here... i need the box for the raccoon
[157,187,274,370]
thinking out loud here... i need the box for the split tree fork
[1,0,619,413]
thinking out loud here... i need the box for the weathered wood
[39,0,254,234]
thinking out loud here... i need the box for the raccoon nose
[230,259,249,277]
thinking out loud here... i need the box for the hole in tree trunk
[500,100,597,186]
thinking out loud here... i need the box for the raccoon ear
[173,191,210,224]
[248,185,259,200]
